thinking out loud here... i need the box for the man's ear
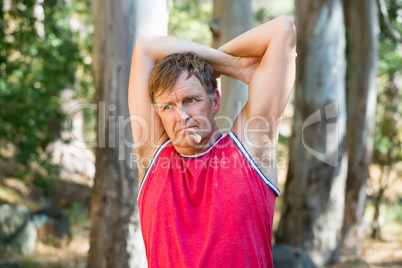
[212,89,220,115]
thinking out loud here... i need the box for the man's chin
[172,134,203,148]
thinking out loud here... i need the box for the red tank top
[137,130,279,267]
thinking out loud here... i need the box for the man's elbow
[277,15,297,48]
[278,16,296,32]
[134,34,159,54]
[133,35,146,56]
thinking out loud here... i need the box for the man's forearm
[218,16,296,58]
[136,34,240,80]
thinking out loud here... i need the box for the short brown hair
[149,52,217,103]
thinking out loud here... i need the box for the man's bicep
[128,39,166,154]
[233,33,296,141]
[247,36,296,120]
[128,102,165,151]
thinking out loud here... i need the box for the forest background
[0,0,401,267]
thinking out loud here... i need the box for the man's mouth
[177,126,197,133]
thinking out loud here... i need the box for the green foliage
[168,0,295,45]
[168,0,213,45]
[386,201,402,222]
[377,0,402,76]
[69,0,95,143]
[0,0,93,186]
[374,0,402,167]
[365,198,402,232]
[373,81,402,166]
[66,201,90,226]
[70,0,94,101]
[254,1,294,26]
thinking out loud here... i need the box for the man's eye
[188,98,194,104]
[164,105,170,110]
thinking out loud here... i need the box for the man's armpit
[242,114,283,149]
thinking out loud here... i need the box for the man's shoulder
[229,127,278,186]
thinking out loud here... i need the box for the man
[128,16,296,267]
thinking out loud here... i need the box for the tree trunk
[371,186,385,240]
[210,0,252,132]
[88,0,168,267]
[276,1,347,266]
[341,0,378,258]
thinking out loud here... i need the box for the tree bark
[210,0,252,132]
[88,0,168,267]
[276,1,348,266]
[341,0,378,258]
[376,0,402,43]
[371,185,385,240]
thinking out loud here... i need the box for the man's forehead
[155,90,179,103]
[155,82,204,103]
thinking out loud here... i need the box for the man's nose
[175,106,190,122]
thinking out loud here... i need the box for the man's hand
[215,48,260,85]
[235,56,260,85]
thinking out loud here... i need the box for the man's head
[149,52,221,155]
[149,52,217,103]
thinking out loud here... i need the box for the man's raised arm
[219,16,297,140]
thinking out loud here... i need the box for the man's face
[154,72,220,150]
